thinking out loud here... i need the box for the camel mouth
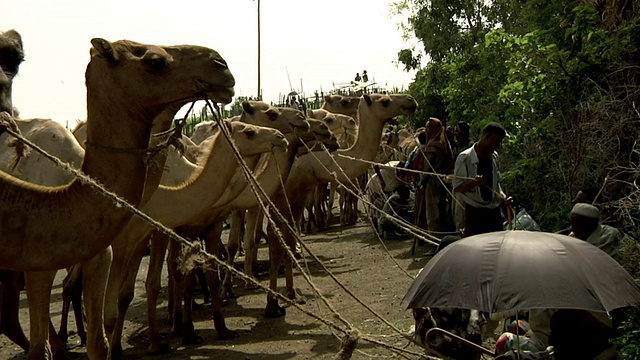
[195,79,235,104]
[386,117,399,125]
[291,121,311,135]
[323,138,340,152]
[401,104,418,115]
[271,141,289,153]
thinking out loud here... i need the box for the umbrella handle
[426,327,495,358]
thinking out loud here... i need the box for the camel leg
[0,270,29,352]
[222,211,244,298]
[243,207,260,289]
[145,232,171,355]
[80,247,111,360]
[70,275,87,347]
[180,271,202,345]
[265,221,286,318]
[109,234,150,360]
[167,241,184,336]
[315,184,328,231]
[59,264,86,347]
[327,183,337,225]
[200,222,237,340]
[25,270,57,360]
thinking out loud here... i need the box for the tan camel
[0,29,23,116]
[321,94,360,119]
[157,118,339,346]
[0,38,235,360]
[265,93,418,317]
[0,28,31,355]
[305,108,358,232]
[103,101,309,357]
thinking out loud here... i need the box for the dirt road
[0,216,434,359]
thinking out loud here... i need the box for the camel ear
[90,38,118,62]
[306,109,314,117]
[3,30,23,49]
[363,94,372,105]
[242,101,254,115]
[324,95,332,103]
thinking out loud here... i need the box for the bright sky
[2,0,417,126]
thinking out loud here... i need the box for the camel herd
[0,29,418,360]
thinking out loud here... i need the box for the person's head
[363,70,367,74]
[572,187,600,205]
[395,184,410,199]
[476,122,506,156]
[425,117,444,140]
[454,122,470,141]
[417,130,427,145]
[569,203,600,240]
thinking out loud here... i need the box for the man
[569,203,622,261]
[378,184,414,238]
[452,122,508,237]
[404,130,428,230]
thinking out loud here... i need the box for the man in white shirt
[452,122,508,237]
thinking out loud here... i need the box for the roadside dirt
[0,214,436,359]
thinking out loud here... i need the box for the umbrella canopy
[403,231,640,313]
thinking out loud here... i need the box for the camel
[264,93,418,317]
[0,29,22,116]
[102,101,309,357]
[321,94,360,119]
[0,38,235,360]
[306,108,360,230]
[158,117,339,346]
[307,101,364,230]
[0,29,29,354]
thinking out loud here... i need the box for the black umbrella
[403,231,640,313]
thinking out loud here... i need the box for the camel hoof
[216,329,239,340]
[110,345,123,360]
[222,290,238,299]
[182,333,204,345]
[264,303,286,318]
[148,342,172,355]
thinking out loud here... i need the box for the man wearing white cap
[569,203,622,261]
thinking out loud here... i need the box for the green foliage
[612,306,640,359]
[395,0,640,230]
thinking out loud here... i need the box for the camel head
[0,29,24,114]
[336,114,357,132]
[321,95,360,118]
[240,101,309,135]
[359,93,418,126]
[307,118,340,152]
[228,121,288,155]
[87,38,235,121]
[307,108,342,133]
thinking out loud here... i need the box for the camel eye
[144,56,166,72]
[244,129,255,137]
[266,109,278,121]
[380,99,391,107]
[340,99,349,106]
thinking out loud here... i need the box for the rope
[0,110,434,358]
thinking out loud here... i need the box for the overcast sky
[2,0,417,125]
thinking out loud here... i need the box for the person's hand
[473,175,485,188]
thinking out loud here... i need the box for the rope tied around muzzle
[0,111,30,170]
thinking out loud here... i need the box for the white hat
[571,203,600,219]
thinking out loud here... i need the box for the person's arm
[452,152,486,193]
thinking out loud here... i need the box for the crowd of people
[368,118,627,359]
